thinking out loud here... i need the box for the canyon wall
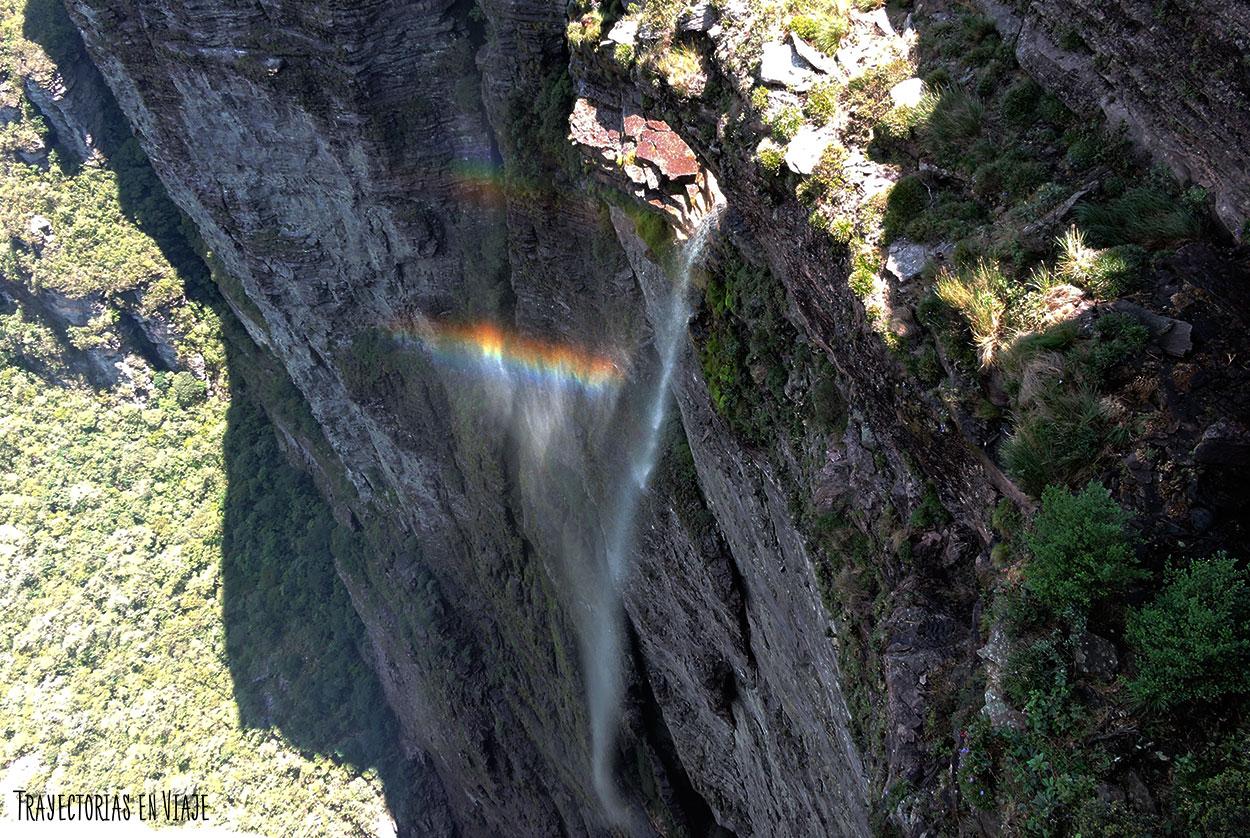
[977,0,1250,239]
[55,0,1249,834]
[60,0,878,833]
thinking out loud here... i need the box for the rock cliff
[56,0,1250,834]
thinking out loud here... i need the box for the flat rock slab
[636,120,700,179]
[785,126,833,175]
[791,34,839,77]
[569,97,621,153]
[885,238,932,281]
[760,41,814,91]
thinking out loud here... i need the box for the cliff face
[977,0,1250,239]
[56,0,1250,834]
[61,0,874,833]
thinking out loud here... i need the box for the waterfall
[589,206,723,825]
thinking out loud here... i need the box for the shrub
[1055,226,1146,297]
[790,2,851,54]
[797,143,849,205]
[1173,741,1250,835]
[973,154,1047,203]
[1002,386,1125,495]
[770,105,804,142]
[757,139,785,175]
[1126,554,1250,710]
[565,11,602,48]
[921,87,984,163]
[172,371,208,407]
[1022,481,1138,613]
[655,42,703,97]
[882,175,928,239]
[749,85,770,113]
[1000,77,1041,127]
[805,79,841,123]
[1075,186,1202,247]
[1082,313,1148,381]
[613,42,635,67]
[935,260,1008,367]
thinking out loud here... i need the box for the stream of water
[589,206,723,825]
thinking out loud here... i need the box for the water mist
[588,206,723,824]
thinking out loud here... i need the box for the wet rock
[1074,632,1118,680]
[784,126,833,175]
[759,41,815,91]
[0,104,19,125]
[885,238,932,281]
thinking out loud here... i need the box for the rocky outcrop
[976,0,1250,240]
[59,0,885,834]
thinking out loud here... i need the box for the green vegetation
[788,0,851,54]
[0,361,403,834]
[653,41,704,98]
[1023,482,1138,613]
[756,138,785,175]
[1,2,407,831]
[1126,555,1250,710]
[935,260,1007,367]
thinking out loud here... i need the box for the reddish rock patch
[635,124,699,179]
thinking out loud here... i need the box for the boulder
[679,1,716,32]
[759,41,815,91]
[791,34,839,76]
[1109,299,1192,357]
[1074,632,1118,680]
[889,77,926,109]
[784,126,833,175]
[568,97,621,156]
[636,121,700,179]
[28,214,54,239]
[885,238,932,281]
[607,19,638,45]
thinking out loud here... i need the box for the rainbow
[390,318,623,392]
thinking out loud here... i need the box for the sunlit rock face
[62,0,875,834]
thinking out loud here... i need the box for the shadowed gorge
[3,0,1249,834]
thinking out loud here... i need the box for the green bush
[1126,554,1250,710]
[790,4,850,54]
[770,105,804,142]
[171,370,208,406]
[805,79,841,123]
[1172,739,1250,835]
[1076,186,1202,247]
[1022,481,1139,613]
[1001,386,1125,495]
[882,175,928,240]
[757,140,785,175]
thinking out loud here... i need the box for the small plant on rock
[935,260,1009,367]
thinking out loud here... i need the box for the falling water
[589,205,723,824]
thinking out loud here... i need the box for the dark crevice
[622,617,736,838]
